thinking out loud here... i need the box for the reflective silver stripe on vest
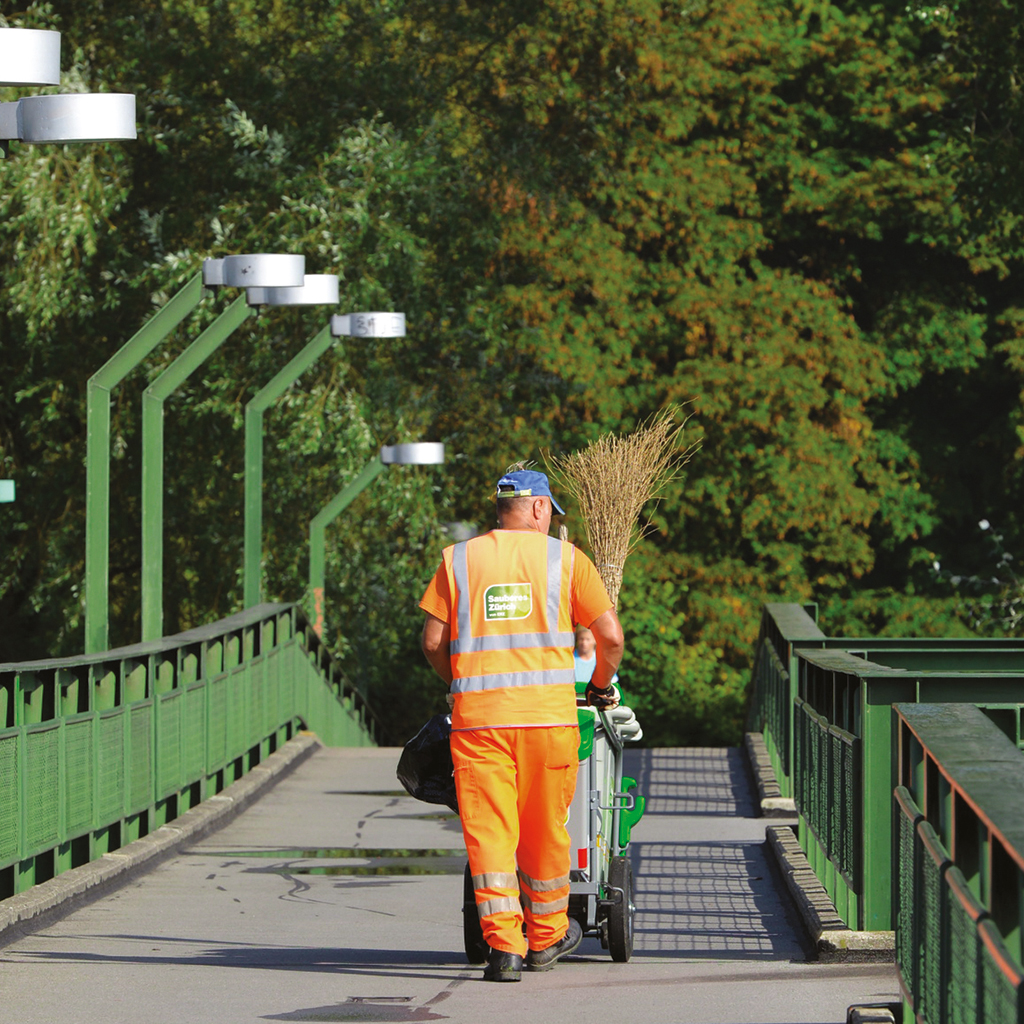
[451,668,576,694]
[520,893,569,916]
[477,896,522,919]
[473,872,519,892]
[452,540,472,641]
[450,535,566,657]
[546,536,562,633]
[517,869,570,893]
[450,631,576,655]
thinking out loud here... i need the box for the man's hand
[585,680,620,710]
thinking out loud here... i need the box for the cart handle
[599,792,637,812]
[597,708,624,753]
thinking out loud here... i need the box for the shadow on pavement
[627,748,756,817]
[624,746,811,961]
[628,839,812,961]
[4,938,473,983]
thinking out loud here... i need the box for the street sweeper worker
[419,469,624,982]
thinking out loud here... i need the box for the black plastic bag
[396,713,459,813]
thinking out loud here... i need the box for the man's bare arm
[421,612,453,685]
[588,608,624,690]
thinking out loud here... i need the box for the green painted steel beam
[308,456,387,636]
[244,324,334,608]
[140,294,254,641]
[85,273,207,654]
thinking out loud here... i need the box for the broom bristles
[547,407,700,608]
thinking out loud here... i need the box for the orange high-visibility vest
[442,531,578,731]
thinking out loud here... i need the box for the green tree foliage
[0,0,1021,744]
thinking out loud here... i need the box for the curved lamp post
[137,263,336,642]
[243,310,407,608]
[309,442,445,638]
[0,26,138,651]
[0,29,135,155]
[85,254,305,652]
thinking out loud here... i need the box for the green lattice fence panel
[24,723,60,854]
[182,683,205,781]
[979,919,1024,1024]
[208,676,227,770]
[947,866,986,1024]
[919,821,951,1024]
[0,731,19,863]
[97,710,125,822]
[895,786,922,1003]
[225,668,245,761]
[64,717,94,838]
[157,691,182,798]
[249,658,265,747]
[828,728,841,869]
[794,700,807,816]
[128,704,153,813]
[835,729,859,885]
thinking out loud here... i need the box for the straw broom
[547,407,700,608]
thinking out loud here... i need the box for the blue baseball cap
[496,470,566,515]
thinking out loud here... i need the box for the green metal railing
[0,602,375,900]
[748,603,825,798]
[895,703,1024,1024]
[749,605,1024,932]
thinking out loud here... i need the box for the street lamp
[137,262,332,642]
[243,310,407,608]
[0,27,60,85]
[86,254,305,653]
[309,442,445,637]
[0,480,14,504]
[0,23,142,653]
[0,28,135,155]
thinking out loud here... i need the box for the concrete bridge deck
[0,745,898,1023]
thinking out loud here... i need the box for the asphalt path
[0,744,899,1023]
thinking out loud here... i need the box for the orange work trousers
[451,725,579,958]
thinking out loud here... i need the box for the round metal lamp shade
[380,442,445,465]
[331,312,406,338]
[217,253,305,289]
[247,274,339,307]
[18,93,136,142]
[0,28,60,86]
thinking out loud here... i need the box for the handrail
[895,703,1024,1023]
[748,603,1024,935]
[0,602,374,902]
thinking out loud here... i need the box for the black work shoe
[482,947,523,982]
[526,918,583,971]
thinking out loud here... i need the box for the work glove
[585,680,620,711]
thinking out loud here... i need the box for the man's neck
[497,518,541,533]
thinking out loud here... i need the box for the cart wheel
[463,863,489,965]
[606,856,634,962]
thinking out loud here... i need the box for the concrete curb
[766,824,895,962]
[847,1006,897,1024]
[744,732,797,817]
[0,732,322,947]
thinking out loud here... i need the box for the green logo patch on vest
[484,583,533,620]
